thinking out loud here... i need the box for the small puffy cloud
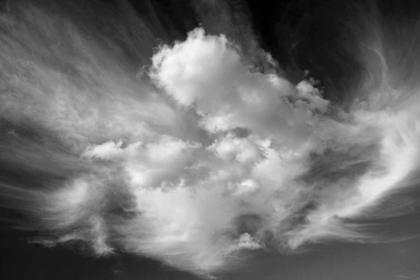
[235,233,263,250]
[208,134,262,163]
[296,80,329,112]
[82,140,124,160]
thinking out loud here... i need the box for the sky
[2,0,420,279]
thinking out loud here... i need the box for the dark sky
[2,0,420,279]
[2,213,420,280]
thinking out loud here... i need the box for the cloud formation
[0,0,420,278]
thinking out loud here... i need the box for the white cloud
[1,4,420,278]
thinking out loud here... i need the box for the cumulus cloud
[1,0,420,278]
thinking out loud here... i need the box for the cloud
[0,0,420,278]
